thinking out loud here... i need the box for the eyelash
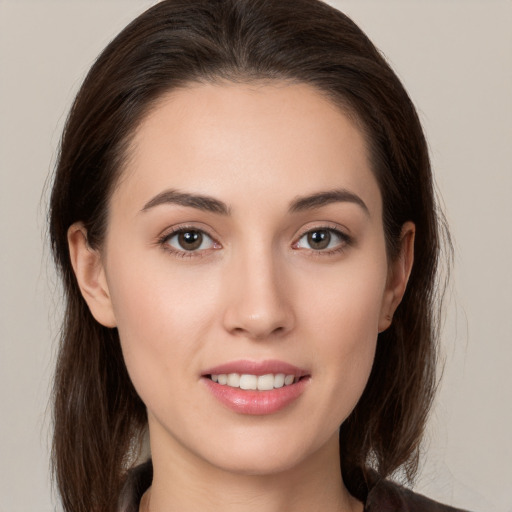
[157,225,220,259]
[157,225,352,258]
[292,225,353,256]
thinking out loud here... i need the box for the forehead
[116,81,381,216]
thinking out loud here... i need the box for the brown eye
[307,230,331,250]
[178,231,203,250]
[165,229,216,252]
[294,227,349,252]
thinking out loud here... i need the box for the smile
[202,360,310,415]
[210,373,297,390]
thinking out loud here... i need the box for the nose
[222,247,295,340]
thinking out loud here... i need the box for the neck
[145,425,362,512]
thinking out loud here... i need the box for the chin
[208,448,308,477]
[194,424,338,478]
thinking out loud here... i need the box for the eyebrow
[289,189,369,216]
[141,189,230,215]
[141,187,369,216]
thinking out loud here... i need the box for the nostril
[221,283,295,339]
[227,315,291,340]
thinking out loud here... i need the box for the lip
[202,359,310,415]
[202,359,308,378]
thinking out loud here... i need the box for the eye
[294,228,350,252]
[163,228,218,253]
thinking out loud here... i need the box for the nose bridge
[222,239,294,339]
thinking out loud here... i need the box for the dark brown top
[119,460,471,512]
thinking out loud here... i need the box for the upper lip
[202,359,309,377]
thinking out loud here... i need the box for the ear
[67,222,117,328]
[378,221,415,333]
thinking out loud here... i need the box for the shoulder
[120,461,472,512]
[365,476,472,512]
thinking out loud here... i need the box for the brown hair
[49,1,447,510]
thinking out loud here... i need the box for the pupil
[179,231,202,250]
[308,230,330,250]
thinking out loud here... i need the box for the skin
[68,81,414,512]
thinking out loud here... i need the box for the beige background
[0,1,511,511]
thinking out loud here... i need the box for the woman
[48,1,466,511]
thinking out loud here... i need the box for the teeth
[240,374,257,390]
[227,373,240,387]
[210,373,297,390]
[257,374,274,391]
[273,373,285,388]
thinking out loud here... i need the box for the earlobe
[378,222,415,333]
[67,223,117,328]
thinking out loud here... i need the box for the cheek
[295,253,388,421]
[298,249,388,346]
[104,249,221,400]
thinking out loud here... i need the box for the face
[70,82,412,477]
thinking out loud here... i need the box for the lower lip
[203,377,309,415]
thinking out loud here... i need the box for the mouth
[201,360,310,415]
[208,372,303,390]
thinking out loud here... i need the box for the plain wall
[0,1,510,511]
